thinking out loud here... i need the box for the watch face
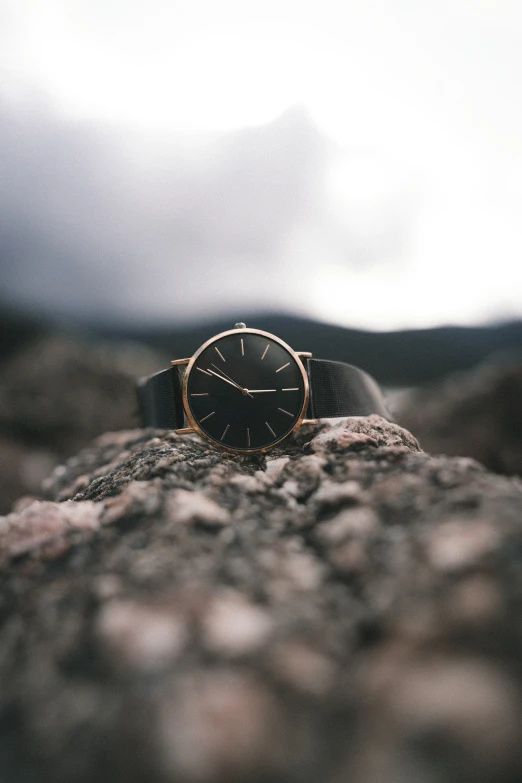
[184,328,308,452]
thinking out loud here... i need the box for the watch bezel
[181,327,310,454]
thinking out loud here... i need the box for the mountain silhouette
[103,312,522,386]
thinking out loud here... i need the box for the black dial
[185,329,307,452]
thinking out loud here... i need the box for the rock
[0,436,57,514]
[0,416,522,783]
[307,415,420,454]
[0,336,161,513]
[396,359,522,477]
[0,336,157,453]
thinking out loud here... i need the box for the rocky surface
[1,415,522,783]
[1,332,520,516]
[0,335,160,513]
[396,359,522,478]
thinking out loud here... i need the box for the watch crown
[234,322,247,329]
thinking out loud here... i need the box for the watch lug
[175,427,196,435]
[170,358,191,366]
[301,419,318,425]
[296,351,312,359]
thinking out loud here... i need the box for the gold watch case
[171,326,317,454]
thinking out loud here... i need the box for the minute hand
[210,363,251,391]
[207,369,242,390]
[246,389,277,393]
[207,369,254,398]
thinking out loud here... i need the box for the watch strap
[137,367,185,429]
[306,358,391,419]
[137,356,391,430]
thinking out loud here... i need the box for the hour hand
[207,369,241,390]
[210,363,255,397]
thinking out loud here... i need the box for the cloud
[2,0,522,331]
[0,98,338,324]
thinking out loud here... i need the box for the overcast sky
[1,0,522,329]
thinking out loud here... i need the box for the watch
[137,323,391,454]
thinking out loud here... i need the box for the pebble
[312,480,363,511]
[390,658,520,760]
[157,672,278,780]
[425,519,500,572]
[309,424,378,453]
[270,642,335,695]
[202,592,274,656]
[446,575,504,625]
[97,600,187,672]
[0,500,99,565]
[316,507,379,545]
[264,456,290,481]
[167,489,230,527]
[101,480,162,525]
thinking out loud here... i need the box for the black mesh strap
[137,367,185,429]
[306,358,392,420]
[138,356,391,430]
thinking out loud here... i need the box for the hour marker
[197,367,212,376]
[275,362,290,373]
[221,424,230,440]
[191,393,209,396]
[265,422,276,437]
[247,428,251,447]
[261,344,270,360]
[278,408,293,417]
[282,388,299,391]
[200,411,215,422]
[214,346,226,362]
[241,338,244,356]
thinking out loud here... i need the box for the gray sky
[1,0,522,328]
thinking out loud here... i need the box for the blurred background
[1,0,522,510]
[2,0,522,329]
